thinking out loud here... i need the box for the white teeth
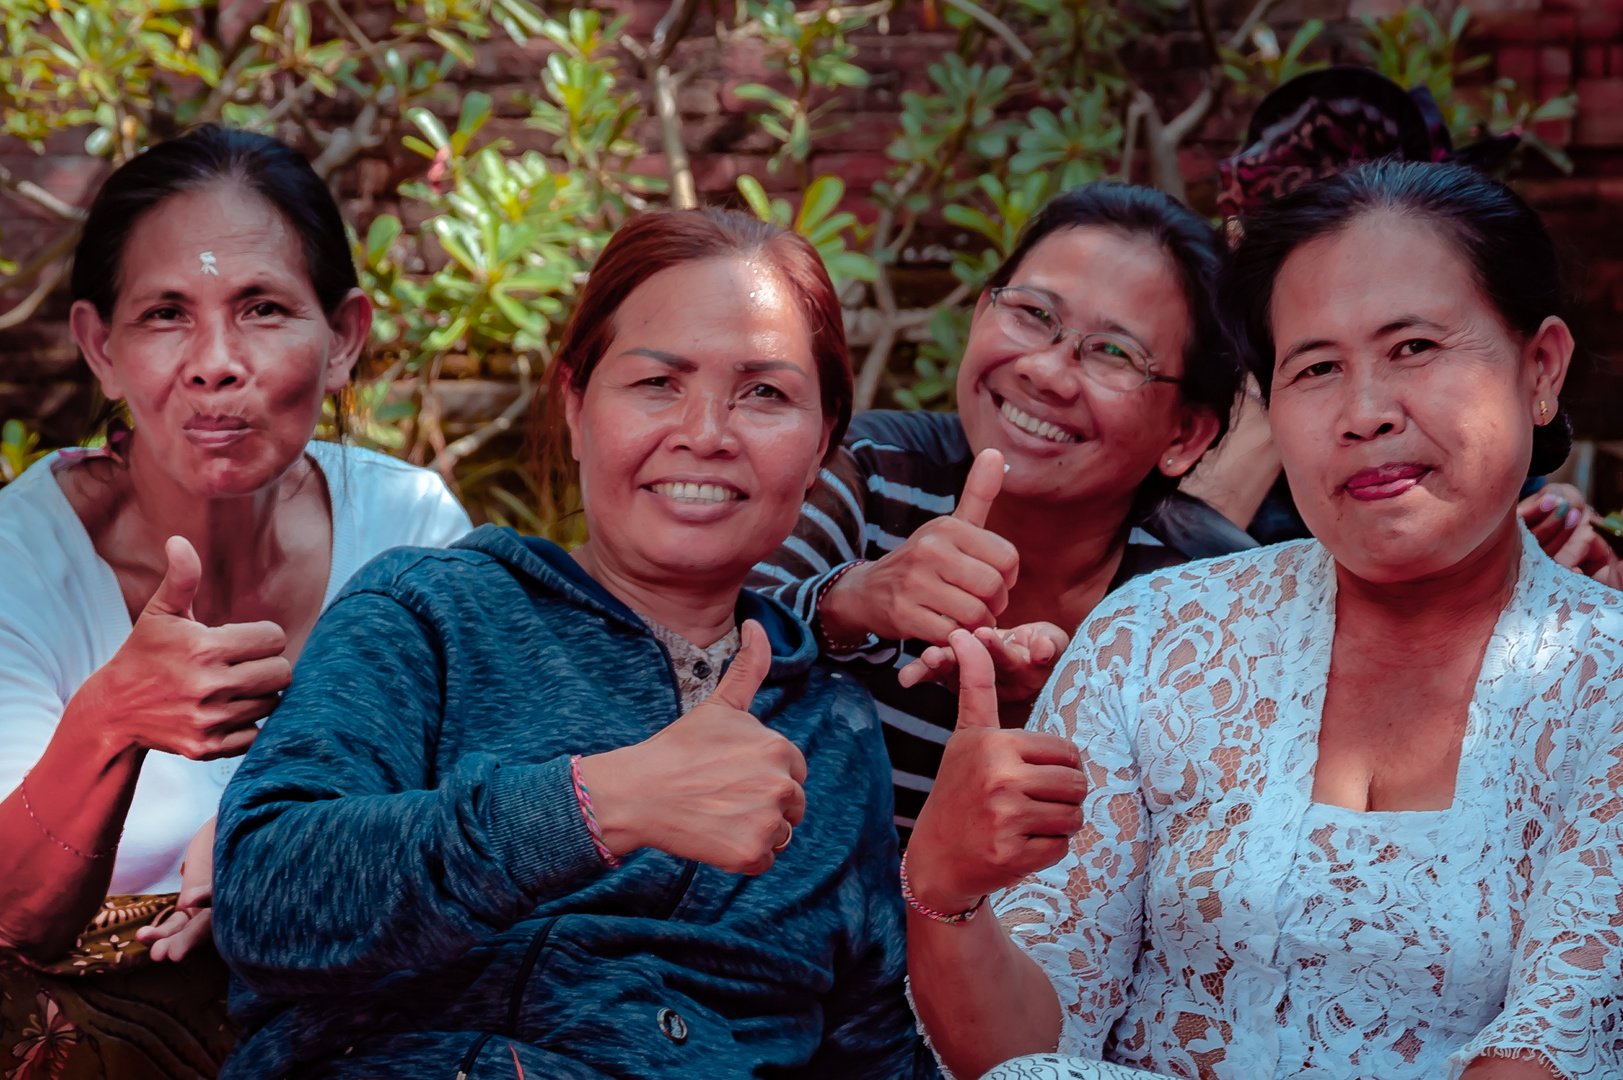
[999,399,1079,443]
[651,482,740,503]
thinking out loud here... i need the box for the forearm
[1460,1052,1563,1080]
[0,697,141,959]
[908,909,1063,1079]
[215,755,604,993]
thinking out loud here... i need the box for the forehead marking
[199,251,218,276]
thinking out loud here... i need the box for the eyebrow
[129,282,282,305]
[620,349,805,376]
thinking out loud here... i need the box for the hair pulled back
[988,182,1242,444]
[1222,159,1572,474]
[71,125,357,319]
[532,206,853,493]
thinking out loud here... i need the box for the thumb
[707,619,771,713]
[144,536,201,620]
[952,448,1005,529]
[951,628,998,730]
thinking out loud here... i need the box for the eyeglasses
[988,286,1180,392]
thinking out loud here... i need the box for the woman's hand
[1519,483,1622,589]
[817,449,1019,647]
[136,817,215,962]
[904,630,1088,915]
[898,622,1070,706]
[579,620,806,876]
[69,536,292,761]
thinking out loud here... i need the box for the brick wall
[4,0,1623,446]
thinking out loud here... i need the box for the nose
[1010,338,1085,403]
[1338,363,1405,442]
[178,314,249,392]
[668,387,740,458]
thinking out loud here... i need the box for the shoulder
[0,455,92,598]
[1081,539,1326,658]
[1140,490,1260,561]
[311,442,473,549]
[844,410,970,467]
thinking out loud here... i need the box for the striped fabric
[748,410,1257,845]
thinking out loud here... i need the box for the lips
[1344,462,1429,502]
[646,481,744,504]
[992,394,1081,445]
[182,415,252,448]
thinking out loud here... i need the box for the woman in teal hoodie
[211,208,935,1079]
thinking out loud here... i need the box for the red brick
[1535,118,1574,146]
[1578,12,1622,38]
[1541,47,1573,80]
[1610,45,1623,74]
[1584,45,1609,78]
[1575,78,1623,145]
[807,152,893,189]
[1499,45,1538,83]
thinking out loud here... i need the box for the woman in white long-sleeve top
[904,161,1623,1080]
[0,126,468,1075]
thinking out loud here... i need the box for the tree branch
[939,0,1032,64]
[0,258,69,332]
[0,223,82,295]
[434,380,539,470]
[1229,0,1285,51]
[0,164,88,222]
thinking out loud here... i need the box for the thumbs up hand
[69,537,292,762]
[903,630,1088,915]
[816,449,1020,648]
[579,620,808,876]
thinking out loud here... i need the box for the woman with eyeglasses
[749,183,1252,843]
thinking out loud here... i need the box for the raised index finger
[952,448,1006,529]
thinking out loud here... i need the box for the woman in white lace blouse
[903,161,1623,1080]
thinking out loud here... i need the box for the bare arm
[0,538,287,959]
[907,907,1064,1078]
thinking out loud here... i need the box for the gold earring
[1540,399,1550,422]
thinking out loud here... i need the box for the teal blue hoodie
[212,525,934,1080]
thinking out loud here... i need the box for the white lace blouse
[994,531,1623,1080]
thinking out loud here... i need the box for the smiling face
[1267,210,1571,582]
[954,225,1219,508]
[69,181,368,498]
[564,256,831,592]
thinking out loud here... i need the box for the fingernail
[1540,496,1557,512]
[1568,508,1583,527]
[1556,500,1570,520]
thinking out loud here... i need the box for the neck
[1333,510,1522,638]
[125,436,310,608]
[571,541,740,648]
[989,485,1137,628]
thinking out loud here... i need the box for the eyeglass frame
[986,285,1182,389]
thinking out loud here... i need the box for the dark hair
[1223,159,1572,474]
[531,206,853,496]
[71,125,358,319]
[986,182,1244,506]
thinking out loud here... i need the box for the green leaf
[737,175,774,221]
[428,27,476,67]
[366,214,403,265]
[407,107,452,150]
[796,174,845,233]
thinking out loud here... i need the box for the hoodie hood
[452,524,816,681]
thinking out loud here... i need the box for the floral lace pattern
[991,533,1623,1080]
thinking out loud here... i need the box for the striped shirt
[747,409,1258,844]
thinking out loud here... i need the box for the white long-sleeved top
[992,530,1623,1080]
[0,441,471,894]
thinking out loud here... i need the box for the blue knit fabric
[212,525,934,1080]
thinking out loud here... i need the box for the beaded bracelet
[812,560,872,652]
[569,754,621,868]
[899,850,984,925]
[20,770,118,860]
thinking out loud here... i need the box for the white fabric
[993,531,1623,1080]
[0,442,471,894]
[983,1055,1175,1080]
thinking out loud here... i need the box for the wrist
[901,849,985,924]
[815,562,875,647]
[575,748,643,857]
[57,680,141,772]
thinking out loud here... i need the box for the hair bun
[1529,403,1573,477]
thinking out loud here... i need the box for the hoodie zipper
[453,915,558,1078]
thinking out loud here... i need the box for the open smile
[645,481,745,504]
[993,394,1081,444]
